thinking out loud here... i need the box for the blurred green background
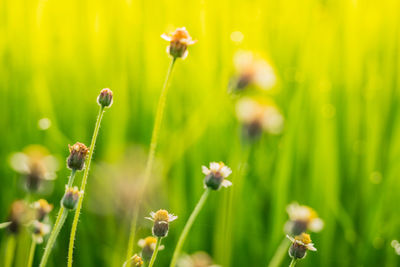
[1,0,400,266]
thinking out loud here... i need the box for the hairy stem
[125,57,176,261]
[27,239,36,267]
[170,188,211,267]
[68,107,105,267]
[148,237,162,267]
[289,258,297,267]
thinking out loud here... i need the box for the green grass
[1,0,400,266]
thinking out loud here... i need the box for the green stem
[170,188,211,267]
[39,208,68,267]
[68,107,105,267]
[268,238,291,267]
[148,237,162,267]
[289,258,297,267]
[4,235,16,267]
[39,170,77,267]
[27,239,36,267]
[125,57,176,261]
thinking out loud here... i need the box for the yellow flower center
[144,236,157,246]
[154,209,169,222]
[295,233,312,244]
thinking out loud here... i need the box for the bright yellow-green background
[1,0,400,266]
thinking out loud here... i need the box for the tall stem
[125,57,176,261]
[148,237,162,267]
[39,170,77,267]
[289,258,297,267]
[268,237,291,267]
[4,235,16,267]
[170,188,211,267]
[27,239,36,267]
[68,107,105,267]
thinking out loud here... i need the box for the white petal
[220,166,232,178]
[309,218,324,232]
[138,239,145,247]
[145,217,154,221]
[161,34,171,41]
[202,166,210,175]
[169,215,178,222]
[209,162,220,172]
[9,153,30,174]
[0,222,11,229]
[221,179,232,188]
[286,235,295,243]
[181,50,188,60]
[307,243,317,251]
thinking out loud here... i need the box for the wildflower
[177,251,220,267]
[10,145,59,192]
[391,240,400,255]
[31,220,51,244]
[285,203,324,235]
[61,186,82,210]
[33,199,53,222]
[236,98,284,140]
[231,50,276,91]
[7,200,34,234]
[67,142,89,171]
[97,88,113,108]
[287,233,317,260]
[161,27,196,59]
[124,254,144,267]
[146,209,177,238]
[202,162,232,190]
[138,236,165,261]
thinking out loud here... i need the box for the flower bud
[146,209,177,238]
[202,162,232,190]
[61,186,82,210]
[97,88,113,108]
[67,142,89,171]
[33,199,53,222]
[124,254,143,267]
[138,236,164,262]
[287,233,317,260]
[161,27,196,59]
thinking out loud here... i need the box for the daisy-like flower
[236,98,284,140]
[161,27,196,59]
[285,202,324,235]
[287,233,317,260]
[138,236,165,261]
[123,254,144,267]
[31,220,51,244]
[202,162,232,190]
[67,142,89,171]
[231,50,277,91]
[33,199,53,222]
[146,209,178,238]
[9,145,59,192]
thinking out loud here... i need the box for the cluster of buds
[138,236,165,261]
[202,162,232,190]
[62,186,82,210]
[162,27,196,59]
[287,233,317,260]
[236,98,284,141]
[97,88,113,108]
[123,254,144,267]
[67,142,89,171]
[285,202,324,235]
[146,209,178,238]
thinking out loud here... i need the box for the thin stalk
[39,170,77,267]
[4,235,16,267]
[289,258,297,267]
[27,239,36,267]
[268,238,291,267]
[125,57,176,261]
[148,237,162,267]
[170,188,211,267]
[68,107,105,267]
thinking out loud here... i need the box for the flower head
[138,236,165,261]
[61,186,83,210]
[202,162,232,190]
[7,200,34,234]
[31,220,51,244]
[285,202,324,235]
[97,88,113,108]
[124,254,144,267]
[33,199,53,222]
[146,209,177,237]
[67,142,89,171]
[287,233,317,259]
[10,145,59,192]
[161,27,196,59]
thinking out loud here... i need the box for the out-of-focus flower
[33,199,53,222]
[97,88,114,108]
[138,236,165,261]
[161,27,196,59]
[67,142,89,171]
[391,240,400,255]
[285,202,324,235]
[10,145,59,192]
[202,162,232,190]
[62,186,82,210]
[123,254,144,267]
[177,251,221,267]
[287,233,317,260]
[7,200,34,234]
[146,209,177,238]
[236,98,284,140]
[30,220,51,244]
[231,50,276,91]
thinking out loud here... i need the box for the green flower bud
[97,88,113,108]
[67,142,89,171]
[61,186,82,210]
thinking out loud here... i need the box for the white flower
[202,162,232,189]
[287,234,317,252]
[146,209,178,223]
[32,221,51,244]
[286,202,324,233]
